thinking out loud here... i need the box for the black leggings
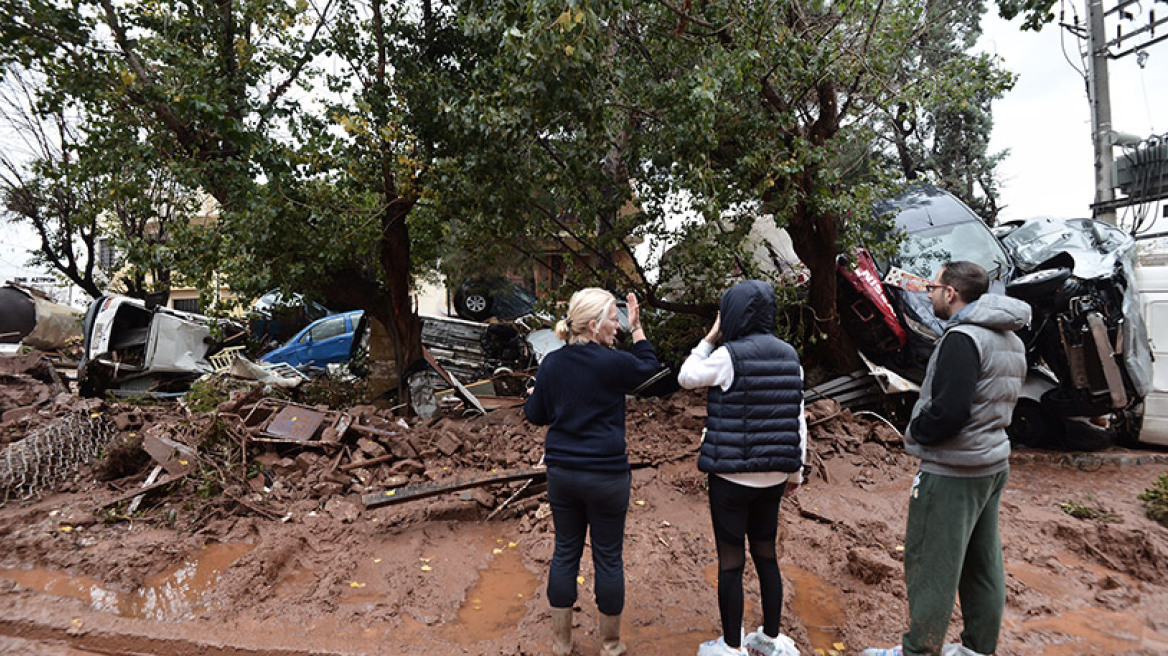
[707,474,787,648]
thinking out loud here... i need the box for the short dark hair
[940,261,989,303]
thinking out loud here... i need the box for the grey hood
[949,293,1031,333]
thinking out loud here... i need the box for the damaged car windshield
[889,221,1012,280]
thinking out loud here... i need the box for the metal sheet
[144,312,214,373]
[265,406,327,442]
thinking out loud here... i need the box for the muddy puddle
[786,565,848,654]
[0,541,253,620]
[697,557,849,654]
[443,536,539,644]
[1009,553,1168,654]
[1020,608,1166,656]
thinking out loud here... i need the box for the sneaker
[697,636,745,656]
[743,628,799,656]
[861,648,903,656]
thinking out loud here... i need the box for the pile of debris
[0,353,73,446]
[0,345,912,536]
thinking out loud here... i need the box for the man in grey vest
[864,261,1030,656]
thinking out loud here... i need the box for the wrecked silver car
[995,216,1152,448]
[850,188,1153,449]
[77,295,245,397]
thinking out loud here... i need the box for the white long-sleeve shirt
[678,339,807,487]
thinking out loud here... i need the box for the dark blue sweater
[524,340,660,471]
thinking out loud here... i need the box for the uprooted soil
[1,362,1168,656]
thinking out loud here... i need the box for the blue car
[261,310,364,369]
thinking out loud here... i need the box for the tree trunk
[379,199,423,388]
[785,202,863,374]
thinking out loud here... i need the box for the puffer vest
[699,333,803,474]
[907,323,1026,476]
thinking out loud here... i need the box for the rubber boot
[550,606,573,656]
[599,612,626,656]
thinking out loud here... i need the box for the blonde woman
[524,288,659,656]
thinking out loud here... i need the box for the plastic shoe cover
[860,647,903,656]
[743,628,799,656]
[697,636,746,656]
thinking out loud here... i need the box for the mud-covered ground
[1,364,1167,656]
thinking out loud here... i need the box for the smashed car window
[889,222,1012,280]
[310,316,347,341]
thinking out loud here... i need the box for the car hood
[1000,216,1134,279]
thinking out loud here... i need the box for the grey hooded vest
[907,293,1030,477]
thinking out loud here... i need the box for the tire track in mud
[0,619,351,656]
[0,601,366,656]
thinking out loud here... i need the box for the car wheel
[1113,401,1144,448]
[1008,399,1063,449]
[1006,267,1071,301]
[1059,417,1115,452]
[455,288,494,320]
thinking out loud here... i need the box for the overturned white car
[77,295,245,398]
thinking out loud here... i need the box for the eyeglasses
[925,283,952,293]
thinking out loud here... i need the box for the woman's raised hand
[626,293,642,332]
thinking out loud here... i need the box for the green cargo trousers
[902,469,1009,656]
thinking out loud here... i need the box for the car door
[1135,257,1168,446]
[303,314,352,367]
[275,328,313,367]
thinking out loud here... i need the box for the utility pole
[1086,0,1117,224]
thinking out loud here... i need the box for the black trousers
[546,466,631,615]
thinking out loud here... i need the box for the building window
[535,253,566,296]
[172,298,201,313]
[98,238,117,269]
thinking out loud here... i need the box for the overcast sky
[979,7,1167,224]
[3,4,1166,285]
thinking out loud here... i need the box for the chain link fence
[0,412,116,504]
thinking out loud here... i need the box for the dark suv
[452,276,537,321]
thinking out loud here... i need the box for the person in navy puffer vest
[678,280,806,656]
[525,288,659,656]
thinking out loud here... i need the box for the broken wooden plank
[485,478,536,521]
[468,395,525,410]
[127,465,163,514]
[830,386,882,406]
[804,370,871,399]
[633,367,673,395]
[340,453,396,472]
[142,435,198,476]
[363,466,548,509]
[423,347,487,415]
[346,423,398,439]
[363,462,653,509]
[98,472,186,509]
